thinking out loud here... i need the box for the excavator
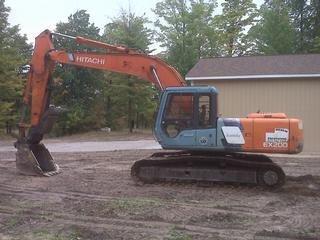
[15,29,304,188]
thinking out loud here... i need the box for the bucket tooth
[15,143,60,176]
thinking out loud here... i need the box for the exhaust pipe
[15,142,59,176]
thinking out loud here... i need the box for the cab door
[195,94,217,149]
[160,93,196,147]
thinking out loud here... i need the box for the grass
[33,230,65,240]
[5,216,22,229]
[106,197,162,215]
[165,227,193,240]
[32,230,82,240]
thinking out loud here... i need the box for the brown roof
[186,54,320,80]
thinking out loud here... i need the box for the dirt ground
[0,135,319,239]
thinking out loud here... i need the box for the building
[186,54,320,152]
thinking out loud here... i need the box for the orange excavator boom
[22,29,185,128]
[16,29,185,176]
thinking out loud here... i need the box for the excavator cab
[154,86,218,150]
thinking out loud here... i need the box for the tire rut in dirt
[0,204,249,239]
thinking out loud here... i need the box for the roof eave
[185,74,320,81]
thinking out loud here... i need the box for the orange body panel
[240,114,303,154]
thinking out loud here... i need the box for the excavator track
[131,151,285,188]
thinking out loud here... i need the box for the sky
[6,0,159,44]
[6,0,263,46]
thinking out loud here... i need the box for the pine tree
[0,0,32,131]
[189,0,218,58]
[249,0,295,54]
[309,0,320,52]
[52,10,106,134]
[154,0,217,75]
[102,9,156,131]
[214,0,258,56]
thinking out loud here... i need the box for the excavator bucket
[15,143,59,176]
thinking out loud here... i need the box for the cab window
[162,94,194,137]
[165,94,193,119]
[198,95,213,128]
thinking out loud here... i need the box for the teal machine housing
[155,86,218,150]
[154,86,245,152]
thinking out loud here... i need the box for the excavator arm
[16,29,185,176]
[23,30,185,128]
